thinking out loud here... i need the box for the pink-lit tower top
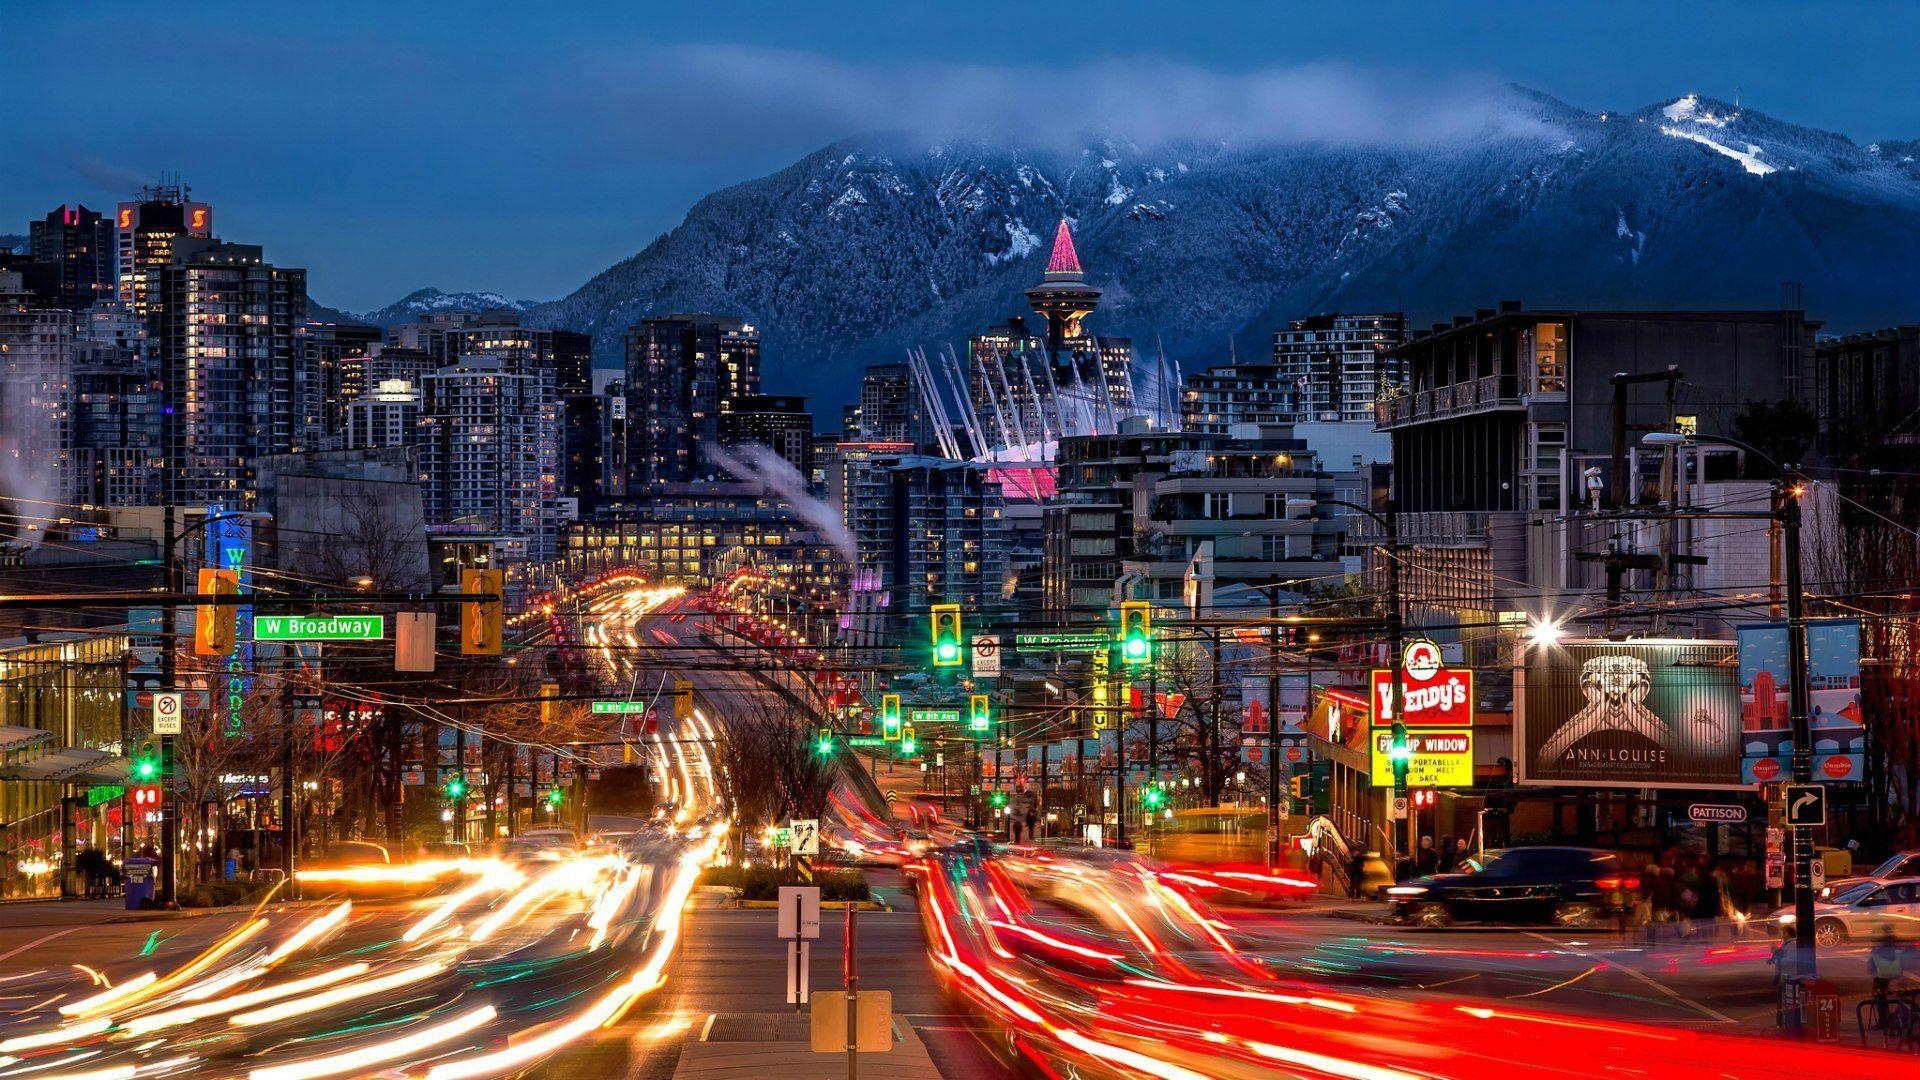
[1026,217,1102,361]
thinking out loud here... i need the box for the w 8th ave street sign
[255,614,385,641]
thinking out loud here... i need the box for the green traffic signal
[815,729,835,756]
[1389,721,1411,763]
[1118,601,1152,666]
[545,788,564,807]
[133,755,159,782]
[930,604,963,668]
[444,775,468,800]
[990,791,1008,809]
[1142,783,1166,810]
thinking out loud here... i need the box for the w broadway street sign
[255,614,385,641]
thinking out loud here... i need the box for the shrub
[701,864,869,902]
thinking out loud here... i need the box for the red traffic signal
[1410,787,1437,810]
[131,785,162,810]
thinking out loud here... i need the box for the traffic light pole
[159,508,178,908]
[1385,503,1410,871]
[1268,581,1282,870]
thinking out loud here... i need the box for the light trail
[246,1003,497,1080]
[229,962,445,1027]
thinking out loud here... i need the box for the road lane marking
[1522,931,1737,1024]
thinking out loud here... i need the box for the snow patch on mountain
[1660,125,1777,175]
[1661,94,1732,128]
[987,220,1043,266]
[1615,211,1647,265]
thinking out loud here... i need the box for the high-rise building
[849,362,935,448]
[303,320,382,449]
[721,394,814,477]
[1182,360,1298,435]
[73,303,163,507]
[883,457,1008,612]
[115,183,212,315]
[623,314,761,487]
[1273,313,1405,423]
[29,204,114,310]
[418,353,558,563]
[447,324,592,395]
[150,238,307,507]
[561,392,627,512]
[345,373,422,450]
[0,271,80,519]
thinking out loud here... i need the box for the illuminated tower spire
[1025,217,1102,373]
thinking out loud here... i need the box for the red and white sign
[1372,640,1473,727]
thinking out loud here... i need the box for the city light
[1526,617,1564,648]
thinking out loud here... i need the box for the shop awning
[69,756,132,786]
[0,725,54,755]
[0,747,118,783]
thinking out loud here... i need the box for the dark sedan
[1386,846,1639,928]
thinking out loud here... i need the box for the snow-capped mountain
[343,288,542,328]
[524,86,1920,403]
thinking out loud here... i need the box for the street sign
[811,989,893,1053]
[907,708,962,725]
[1785,784,1826,827]
[1687,803,1748,825]
[1014,631,1108,653]
[254,614,385,641]
[847,735,888,749]
[591,701,648,714]
[778,885,822,939]
[152,692,183,735]
[1390,796,1409,821]
[971,633,1001,679]
[790,818,821,856]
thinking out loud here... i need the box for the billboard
[1738,619,1864,784]
[1521,640,1740,788]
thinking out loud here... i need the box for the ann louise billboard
[1520,640,1741,788]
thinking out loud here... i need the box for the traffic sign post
[970,633,1000,679]
[791,818,821,857]
[778,885,821,1011]
[1785,785,1826,827]
[152,692,183,736]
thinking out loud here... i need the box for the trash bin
[123,857,155,910]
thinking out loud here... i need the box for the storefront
[0,635,130,898]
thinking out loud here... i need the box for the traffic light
[545,787,565,808]
[1289,772,1310,800]
[881,694,902,739]
[1118,601,1152,667]
[131,784,161,812]
[899,723,917,757]
[930,604,963,667]
[193,568,239,657]
[1411,787,1437,811]
[815,728,835,757]
[969,694,991,734]
[443,774,469,801]
[461,569,504,656]
[132,738,161,783]
[990,790,1008,810]
[1389,720,1411,786]
[1142,783,1166,811]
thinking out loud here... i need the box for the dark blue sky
[10,1,1918,312]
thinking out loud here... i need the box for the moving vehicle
[1387,846,1638,928]
[1780,877,1920,946]
[1819,849,1920,900]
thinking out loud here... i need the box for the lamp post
[1319,498,1406,870]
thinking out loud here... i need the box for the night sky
[9,0,1917,312]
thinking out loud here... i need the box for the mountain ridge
[429,87,1920,401]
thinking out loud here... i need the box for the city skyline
[10,1,1920,311]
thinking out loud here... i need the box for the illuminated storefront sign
[1371,639,1474,727]
[1369,729,1474,787]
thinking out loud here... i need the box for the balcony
[1375,374,1523,429]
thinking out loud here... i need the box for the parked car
[1779,877,1920,946]
[1819,850,1920,900]
[1386,846,1638,928]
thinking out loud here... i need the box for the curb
[735,899,890,912]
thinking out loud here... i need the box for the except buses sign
[254,614,385,641]
[1371,640,1474,727]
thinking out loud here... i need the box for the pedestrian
[1452,837,1471,871]
[1436,834,1456,873]
[1871,929,1904,997]
[1349,845,1368,899]
[1695,858,1726,939]
[1677,857,1704,938]
[1415,835,1438,877]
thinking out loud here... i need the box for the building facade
[29,204,114,310]
[1273,312,1405,423]
[115,184,212,316]
[623,314,761,487]
[418,354,559,563]
[721,394,814,477]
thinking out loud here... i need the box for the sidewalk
[674,1012,942,1079]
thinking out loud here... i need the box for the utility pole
[159,508,179,908]
[1112,660,1126,848]
[1267,579,1282,870]
[1383,501,1410,867]
[1780,479,1817,977]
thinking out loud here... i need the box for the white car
[1819,850,1920,900]
[1779,877,1920,946]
